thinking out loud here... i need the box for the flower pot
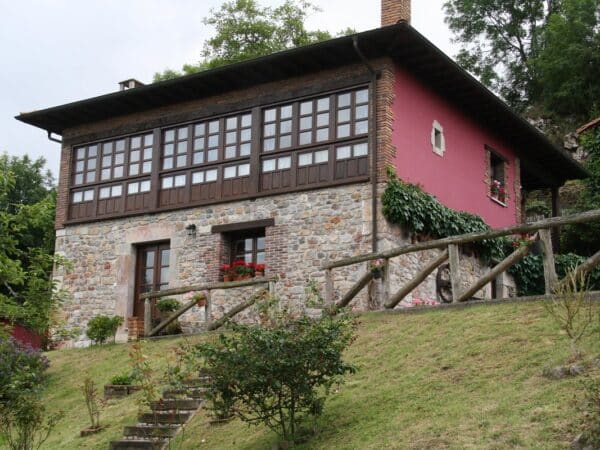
[104,384,141,399]
[255,271,264,278]
[234,274,251,281]
[223,275,232,282]
[196,297,207,307]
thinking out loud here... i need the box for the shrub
[81,376,104,430]
[579,375,600,447]
[196,310,357,445]
[109,372,135,386]
[86,315,123,345]
[0,337,49,404]
[156,298,181,313]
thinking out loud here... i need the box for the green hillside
[39,301,599,449]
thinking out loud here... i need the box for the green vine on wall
[381,167,600,296]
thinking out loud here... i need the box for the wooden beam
[456,243,531,302]
[382,258,390,306]
[539,229,557,294]
[558,249,600,286]
[206,289,267,331]
[551,186,561,252]
[140,276,277,300]
[448,245,461,303]
[325,269,334,304]
[148,294,207,337]
[144,298,152,337]
[335,271,374,310]
[322,209,600,270]
[385,250,449,309]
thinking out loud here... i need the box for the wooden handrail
[322,209,600,270]
[148,294,207,337]
[140,276,278,300]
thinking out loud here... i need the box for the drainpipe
[352,36,379,253]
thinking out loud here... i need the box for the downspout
[352,36,379,253]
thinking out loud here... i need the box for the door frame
[133,240,171,319]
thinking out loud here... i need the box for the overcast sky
[0,0,457,178]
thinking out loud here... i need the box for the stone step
[183,377,211,388]
[150,399,202,411]
[123,425,179,439]
[138,411,192,424]
[162,387,207,399]
[109,439,167,450]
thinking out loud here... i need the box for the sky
[0,0,457,178]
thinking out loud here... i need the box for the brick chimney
[381,0,411,27]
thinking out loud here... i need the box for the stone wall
[54,180,513,347]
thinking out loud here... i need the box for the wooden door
[134,242,170,318]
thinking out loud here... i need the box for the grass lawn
[37,301,599,449]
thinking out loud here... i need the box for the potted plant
[369,259,385,279]
[255,263,265,278]
[220,264,233,282]
[156,298,181,321]
[232,260,253,280]
[491,179,506,203]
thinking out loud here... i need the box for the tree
[0,154,61,335]
[154,0,353,81]
[443,0,600,120]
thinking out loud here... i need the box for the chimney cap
[118,78,145,91]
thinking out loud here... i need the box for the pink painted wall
[392,66,519,228]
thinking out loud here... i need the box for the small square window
[316,128,329,142]
[129,164,139,176]
[279,135,292,149]
[83,190,94,202]
[162,177,173,189]
[299,132,312,145]
[131,137,141,148]
[112,185,122,197]
[239,143,251,156]
[356,89,369,104]
[140,180,151,192]
[224,166,237,179]
[205,169,218,182]
[355,120,368,135]
[165,130,175,142]
[194,152,205,165]
[300,101,312,115]
[192,171,205,184]
[177,141,187,154]
[280,105,293,119]
[99,187,111,199]
[314,150,328,163]
[208,120,220,134]
[278,156,291,170]
[207,149,218,161]
[226,117,237,130]
[73,191,83,203]
[264,109,277,122]
[353,143,368,157]
[241,114,252,128]
[238,163,250,176]
[225,146,237,159]
[431,120,445,156]
[338,93,351,108]
[262,159,276,172]
[142,162,152,173]
[128,182,139,195]
[336,146,351,160]
[299,153,313,166]
[174,175,186,187]
[317,97,330,111]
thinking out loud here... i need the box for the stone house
[17,1,586,345]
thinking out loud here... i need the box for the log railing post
[325,268,334,304]
[382,258,390,306]
[448,244,461,303]
[539,228,558,294]
[144,298,152,337]
[205,290,211,325]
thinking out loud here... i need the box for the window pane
[161,249,170,267]
[257,237,265,250]
[262,159,276,172]
[77,148,86,159]
[208,135,219,148]
[194,137,205,150]
[264,123,276,137]
[316,128,329,142]
[131,150,140,162]
[238,163,250,176]
[300,101,312,115]
[244,238,254,251]
[226,131,237,144]
[162,177,173,189]
[112,185,122,197]
[355,120,368,135]
[256,251,265,264]
[280,120,292,134]
[314,150,329,163]
[299,132,312,145]
[336,146,351,160]
[263,138,276,152]
[142,161,152,173]
[208,120,220,134]
[280,105,293,119]
[225,146,236,159]
[264,109,277,122]
[103,143,113,154]
[177,141,187,154]
[240,128,251,142]
[145,134,154,146]
[192,171,205,184]
[279,135,292,148]
[102,156,112,167]
[317,97,329,111]
[163,157,173,170]
[299,153,312,166]
[176,155,187,167]
[86,171,96,183]
[144,269,154,285]
[224,166,236,179]
[88,145,97,157]
[140,180,151,192]
[99,187,110,199]
[160,267,169,283]
[193,152,205,164]
[353,143,368,157]
[164,143,174,156]
[165,130,175,142]
[317,112,329,127]
[239,143,251,156]
[128,182,139,195]
[300,116,312,130]
[356,88,369,104]
[87,158,97,170]
[76,161,84,172]
[116,140,125,152]
[338,93,351,108]
[83,190,94,201]
[356,105,368,119]
[337,124,350,138]
[75,173,83,185]
[278,156,291,169]
[207,149,218,161]
[114,166,123,178]
[114,153,124,165]
[226,117,237,130]
[337,109,351,123]
[131,136,141,148]
[205,169,218,182]
[174,175,186,187]
[73,191,83,203]
[101,169,111,180]
[144,148,153,160]
[241,114,252,128]
[129,164,139,176]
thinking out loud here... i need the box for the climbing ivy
[381,170,506,262]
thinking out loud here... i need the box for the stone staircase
[109,377,209,450]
